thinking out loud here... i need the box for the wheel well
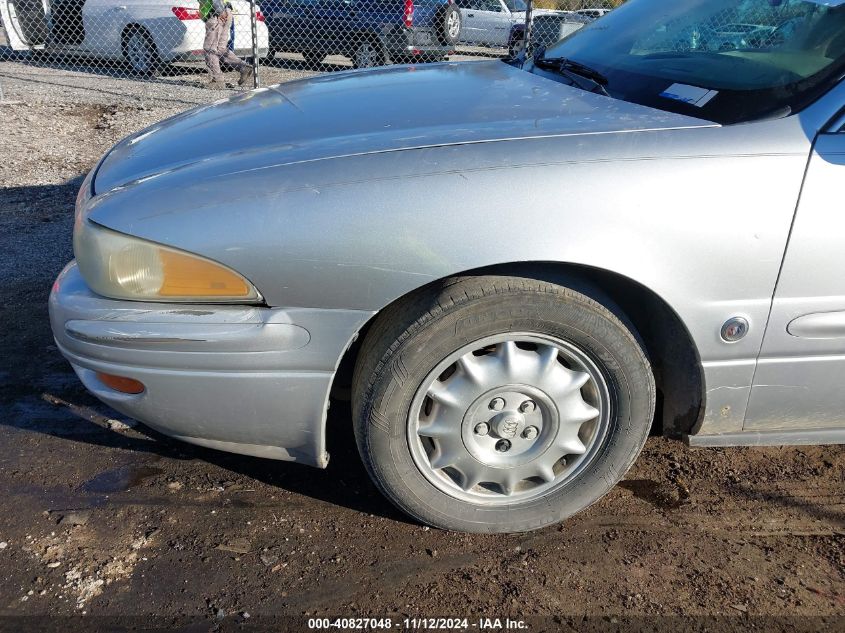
[353,32,383,48]
[331,262,705,438]
[346,33,384,61]
[121,23,150,51]
[122,23,148,41]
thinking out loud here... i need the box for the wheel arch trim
[325,260,706,447]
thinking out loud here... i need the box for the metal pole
[523,0,533,60]
[249,0,260,88]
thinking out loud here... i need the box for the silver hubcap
[126,33,151,72]
[447,12,460,38]
[355,42,375,67]
[408,334,611,505]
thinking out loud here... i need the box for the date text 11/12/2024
[306,617,529,630]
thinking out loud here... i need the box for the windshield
[505,0,527,11]
[534,0,845,124]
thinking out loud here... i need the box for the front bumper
[49,262,372,467]
[385,26,453,60]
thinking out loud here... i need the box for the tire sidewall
[123,28,159,76]
[352,39,382,68]
[358,287,654,533]
[439,5,461,46]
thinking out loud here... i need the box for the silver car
[50,0,845,533]
[456,0,526,47]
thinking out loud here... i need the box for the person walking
[201,0,254,89]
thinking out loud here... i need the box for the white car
[456,0,582,49]
[0,0,269,74]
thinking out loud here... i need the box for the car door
[473,0,509,46]
[265,0,299,52]
[267,0,315,53]
[289,0,353,55]
[458,0,506,46]
[0,0,50,50]
[454,0,478,44]
[744,112,845,432]
[79,0,123,56]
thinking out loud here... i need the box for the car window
[538,0,845,124]
[504,0,527,11]
[481,0,503,12]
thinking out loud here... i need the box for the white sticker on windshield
[805,0,845,6]
[660,83,719,108]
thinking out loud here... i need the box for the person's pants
[204,16,246,82]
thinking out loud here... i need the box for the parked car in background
[456,0,586,50]
[263,0,460,67]
[0,0,269,75]
[456,0,524,47]
[691,22,776,51]
[652,19,788,54]
[766,15,808,46]
[507,11,589,57]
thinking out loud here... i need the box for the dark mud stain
[81,463,164,494]
[619,478,691,510]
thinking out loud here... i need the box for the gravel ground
[0,60,844,631]
[0,48,494,105]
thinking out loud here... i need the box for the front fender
[86,121,809,375]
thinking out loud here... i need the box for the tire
[352,276,655,533]
[122,27,162,76]
[437,5,462,46]
[351,39,384,69]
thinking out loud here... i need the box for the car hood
[93,60,713,193]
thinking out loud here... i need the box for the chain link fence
[1,0,620,96]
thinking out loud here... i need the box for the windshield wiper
[533,54,611,97]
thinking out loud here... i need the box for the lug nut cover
[489,397,506,411]
[519,400,536,413]
[522,426,539,440]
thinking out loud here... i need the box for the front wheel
[438,5,462,46]
[122,28,162,76]
[351,39,384,68]
[353,276,655,533]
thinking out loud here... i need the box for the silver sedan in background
[456,0,527,47]
[50,0,845,533]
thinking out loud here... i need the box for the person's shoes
[208,80,228,90]
[238,65,254,86]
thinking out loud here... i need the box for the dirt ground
[0,73,843,632]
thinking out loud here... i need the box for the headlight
[73,221,261,303]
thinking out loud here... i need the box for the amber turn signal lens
[158,250,251,297]
[96,372,145,394]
